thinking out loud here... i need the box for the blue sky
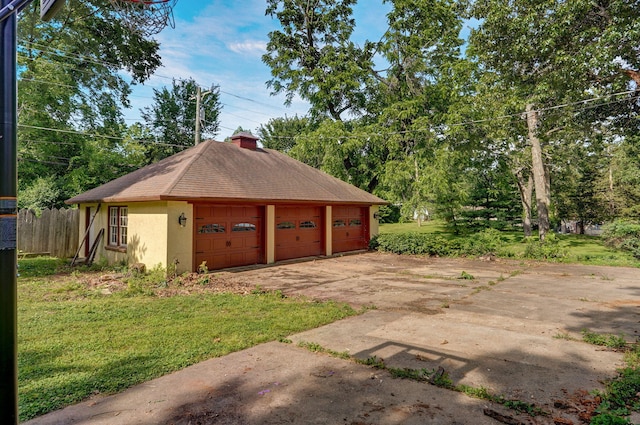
[126,0,393,140]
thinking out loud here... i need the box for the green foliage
[373,228,507,258]
[581,330,628,350]
[17,1,162,206]
[602,221,640,259]
[523,234,567,260]
[456,384,492,400]
[458,271,475,280]
[263,0,371,120]
[379,223,639,266]
[377,205,401,224]
[358,355,386,369]
[296,341,352,360]
[257,115,317,153]
[460,228,507,256]
[374,232,453,256]
[198,261,209,274]
[589,340,640,424]
[590,414,631,425]
[18,176,61,211]
[18,257,66,278]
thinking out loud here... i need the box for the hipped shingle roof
[65,140,386,205]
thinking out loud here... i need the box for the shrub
[373,232,453,256]
[459,228,506,256]
[602,220,640,259]
[523,234,567,260]
[373,229,509,257]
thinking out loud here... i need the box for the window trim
[108,206,128,248]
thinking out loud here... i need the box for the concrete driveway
[26,253,639,424]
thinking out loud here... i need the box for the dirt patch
[47,270,259,298]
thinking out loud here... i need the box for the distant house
[66,133,386,273]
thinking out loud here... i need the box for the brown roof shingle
[65,140,386,205]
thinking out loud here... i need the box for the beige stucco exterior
[266,205,275,264]
[78,201,194,274]
[325,206,333,256]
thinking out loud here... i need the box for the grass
[379,221,640,267]
[17,257,357,421]
[582,330,628,350]
[580,331,640,424]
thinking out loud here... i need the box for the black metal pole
[0,0,18,421]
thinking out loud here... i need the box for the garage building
[66,133,386,273]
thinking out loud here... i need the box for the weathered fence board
[17,208,79,258]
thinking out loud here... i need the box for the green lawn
[379,221,640,267]
[17,258,356,421]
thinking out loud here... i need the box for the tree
[17,0,163,204]
[263,0,375,120]
[141,79,221,162]
[466,0,640,239]
[258,115,316,152]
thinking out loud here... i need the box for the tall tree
[17,0,163,204]
[141,79,221,162]
[263,0,375,120]
[466,0,640,239]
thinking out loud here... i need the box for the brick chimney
[231,132,259,150]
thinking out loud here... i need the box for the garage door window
[350,219,362,226]
[233,223,256,232]
[300,220,317,229]
[277,221,295,229]
[333,219,346,227]
[199,223,225,233]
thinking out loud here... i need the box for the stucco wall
[166,201,193,274]
[325,205,333,256]
[127,202,169,270]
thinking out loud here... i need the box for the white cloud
[227,40,267,56]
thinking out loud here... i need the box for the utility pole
[194,85,211,145]
[1,2,64,423]
[1,1,21,422]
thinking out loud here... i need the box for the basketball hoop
[109,0,178,37]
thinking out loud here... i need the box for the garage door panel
[332,206,368,253]
[194,205,264,270]
[275,206,323,261]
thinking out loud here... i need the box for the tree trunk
[525,104,550,241]
[515,169,534,237]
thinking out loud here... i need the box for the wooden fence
[17,208,79,258]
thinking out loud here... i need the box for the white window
[109,206,128,247]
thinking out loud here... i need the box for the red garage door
[332,206,368,253]
[194,205,263,270]
[276,206,323,261]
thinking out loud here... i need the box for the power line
[263,89,639,140]
[18,124,190,148]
